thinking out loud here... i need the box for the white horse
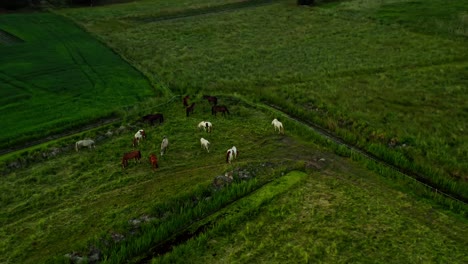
[75,139,95,152]
[133,129,146,147]
[160,136,169,156]
[271,119,284,134]
[200,138,210,152]
[205,121,212,133]
[226,146,238,164]
[198,121,213,133]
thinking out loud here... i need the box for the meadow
[60,0,468,202]
[0,0,467,263]
[0,12,155,150]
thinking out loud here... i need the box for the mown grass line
[128,0,277,23]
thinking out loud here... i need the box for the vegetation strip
[264,103,468,205]
[137,171,306,263]
[129,0,277,23]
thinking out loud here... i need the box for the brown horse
[142,114,164,126]
[149,153,159,170]
[122,150,141,168]
[183,95,190,107]
[203,95,218,106]
[186,102,195,117]
[212,105,230,116]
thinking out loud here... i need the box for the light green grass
[0,12,155,149]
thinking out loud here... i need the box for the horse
[212,105,230,116]
[183,95,190,107]
[198,121,213,132]
[141,114,164,126]
[186,103,195,117]
[149,153,159,170]
[272,118,284,134]
[200,138,210,152]
[226,146,238,164]
[122,150,141,168]
[160,136,169,156]
[203,95,218,106]
[75,139,95,152]
[133,129,146,147]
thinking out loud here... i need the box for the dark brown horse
[183,95,190,107]
[142,114,164,126]
[203,95,218,106]
[212,105,230,116]
[122,150,141,168]
[149,153,159,171]
[186,103,195,117]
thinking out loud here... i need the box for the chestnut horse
[142,114,164,126]
[212,105,230,116]
[149,153,159,170]
[122,150,141,168]
[203,95,218,106]
[186,103,195,117]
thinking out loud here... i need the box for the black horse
[212,105,230,116]
[141,114,164,125]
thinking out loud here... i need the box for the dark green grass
[0,12,155,149]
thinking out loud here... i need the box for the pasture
[1,0,467,263]
[0,12,155,150]
[1,97,467,263]
[60,0,468,202]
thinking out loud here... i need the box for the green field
[0,13,155,149]
[1,0,467,263]
[1,97,466,263]
[60,0,468,201]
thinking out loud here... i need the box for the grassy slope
[0,12,154,149]
[59,0,468,198]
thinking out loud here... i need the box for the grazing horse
[183,95,190,107]
[133,129,146,147]
[203,95,218,106]
[212,105,230,116]
[226,146,238,164]
[200,138,210,152]
[198,121,213,132]
[75,139,95,152]
[142,114,164,126]
[149,153,159,170]
[271,118,284,134]
[160,136,169,156]
[122,150,141,168]
[186,102,195,117]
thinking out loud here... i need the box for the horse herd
[75,95,285,171]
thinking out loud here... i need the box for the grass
[154,164,468,263]
[1,0,467,262]
[58,0,468,200]
[0,96,317,264]
[0,12,155,150]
